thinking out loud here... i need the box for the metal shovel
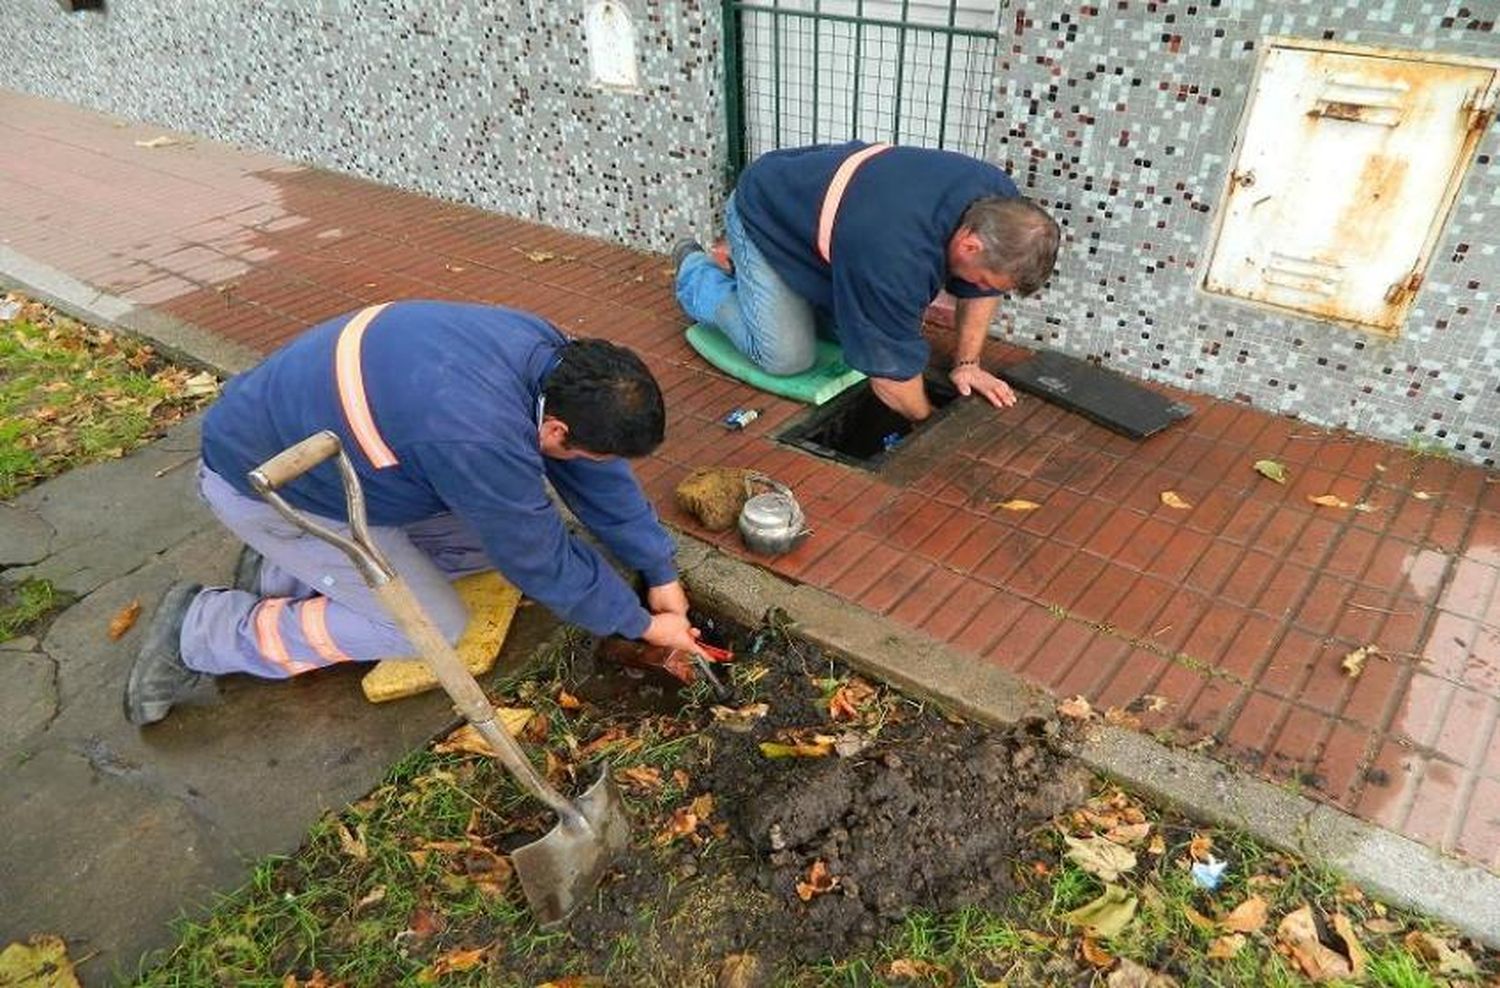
[248,430,630,928]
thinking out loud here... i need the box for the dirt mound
[559,630,1088,981]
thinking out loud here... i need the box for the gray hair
[958,196,1060,296]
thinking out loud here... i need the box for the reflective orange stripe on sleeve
[815,143,893,264]
[253,598,311,676]
[334,303,398,469]
[300,596,354,666]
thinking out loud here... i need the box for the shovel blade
[511,765,631,928]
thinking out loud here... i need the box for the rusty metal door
[1204,41,1497,334]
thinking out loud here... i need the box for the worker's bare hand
[646,580,691,617]
[950,363,1017,409]
[642,611,701,654]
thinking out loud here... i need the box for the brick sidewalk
[6,89,1500,870]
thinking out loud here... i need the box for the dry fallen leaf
[718,953,762,988]
[417,944,489,982]
[759,739,834,759]
[1207,933,1247,960]
[336,822,368,861]
[1188,833,1214,861]
[1276,905,1355,981]
[1063,884,1137,938]
[615,765,663,792]
[1065,835,1138,881]
[1308,494,1351,509]
[795,859,839,901]
[886,957,952,983]
[1079,936,1116,969]
[0,934,82,988]
[1160,490,1192,509]
[1058,695,1095,720]
[432,708,535,755]
[557,690,582,711]
[1146,833,1167,855]
[1331,913,1366,977]
[1182,905,1218,932]
[1341,645,1377,679]
[1413,490,1433,500]
[134,135,186,148]
[1404,930,1477,976]
[711,702,770,731]
[1104,821,1152,846]
[108,599,142,640]
[457,846,512,897]
[1222,895,1269,933]
[994,498,1041,512]
[1106,958,1177,987]
[1363,916,1403,934]
[828,679,878,721]
[1253,459,1289,484]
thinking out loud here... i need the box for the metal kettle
[737,474,810,556]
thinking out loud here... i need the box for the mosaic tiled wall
[0,0,726,251]
[995,0,1500,466]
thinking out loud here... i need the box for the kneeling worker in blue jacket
[125,300,701,725]
[675,142,1060,422]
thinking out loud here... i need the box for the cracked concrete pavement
[0,414,558,982]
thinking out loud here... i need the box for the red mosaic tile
[942,517,1016,574]
[1183,539,1240,596]
[1219,613,1283,682]
[828,542,904,601]
[1258,627,1323,699]
[1181,489,1241,537]
[949,590,1035,657]
[991,606,1066,673]
[1342,656,1408,732]
[1456,776,1500,869]
[1037,553,1110,612]
[1354,740,1424,830]
[858,556,936,615]
[884,495,960,553]
[1402,759,1468,848]
[1266,704,1330,782]
[1081,506,1149,561]
[1024,620,1102,690]
[1220,498,1275,545]
[769,521,845,582]
[1433,688,1495,767]
[1314,722,1376,807]
[1224,690,1286,759]
[1179,605,1248,671]
[1255,508,1312,557]
[889,565,969,628]
[1182,678,1242,738]
[1148,664,1213,733]
[1218,550,1278,608]
[1427,502,1475,552]
[1052,634,1131,698]
[1298,640,1356,716]
[1394,672,1455,748]
[1069,563,1140,627]
[1019,487,1086,539]
[1463,624,1500,693]
[1005,540,1078,599]
[1292,575,1355,637]
[1094,648,1172,711]
[1251,562,1316,623]
[1423,611,1478,679]
[1116,581,1206,651]
[1440,558,1500,621]
[1114,515,1180,572]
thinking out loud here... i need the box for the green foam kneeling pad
[685,323,866,406]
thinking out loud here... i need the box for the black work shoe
[124,581,207,726]
[232,544,263,595]
[671,238,705,274]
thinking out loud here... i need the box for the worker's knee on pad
[759,351,817,377]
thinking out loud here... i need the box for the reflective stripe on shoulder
[334,303,399,469]
[815,143,893,264]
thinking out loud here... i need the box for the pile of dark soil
[546,622,1087,984]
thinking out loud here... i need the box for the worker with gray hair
[674,142,1060,421]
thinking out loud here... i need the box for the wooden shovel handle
[250,430,341,490]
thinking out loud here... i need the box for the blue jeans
[674,192,819,376]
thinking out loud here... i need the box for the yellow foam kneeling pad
[360,570,522,703]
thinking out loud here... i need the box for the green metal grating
[723,0,1000,184]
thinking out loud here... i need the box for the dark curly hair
[543,339,665,458]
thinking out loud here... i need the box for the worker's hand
[641,610,701,654]
[646,580,690,617]
[950,363,1017,409]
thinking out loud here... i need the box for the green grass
[0,301,216,498]
[0,578,64,643]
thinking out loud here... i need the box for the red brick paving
[7,89,1500,872]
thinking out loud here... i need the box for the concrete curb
[0,246,261,375]
[12,246,1498,948]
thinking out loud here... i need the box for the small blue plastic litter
[1191,855,1228,890]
